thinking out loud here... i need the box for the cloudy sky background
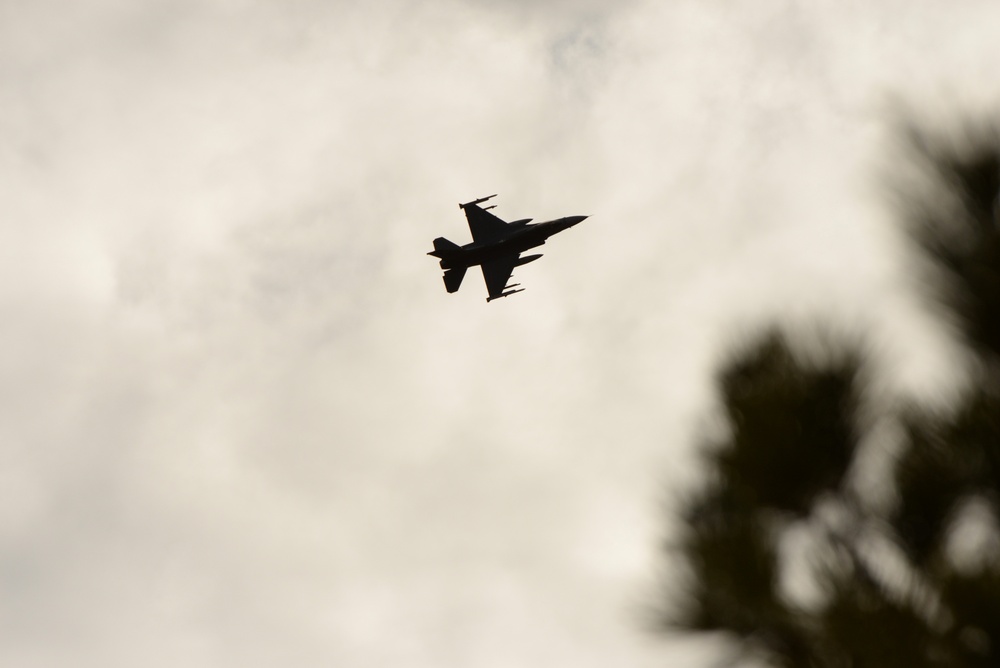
[4,1,1000,666]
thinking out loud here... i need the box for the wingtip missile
[459,194,498,209]
[486,288,525,302]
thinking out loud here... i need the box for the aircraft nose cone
[566,215,588,226]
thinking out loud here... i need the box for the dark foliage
[665,123,1000,667]
[907,127,1000,366]
[893,391,1000,568]
[715,336,860,518]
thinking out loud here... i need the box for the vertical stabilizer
[432,237,461,254]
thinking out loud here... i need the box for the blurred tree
[664,125,1000,668]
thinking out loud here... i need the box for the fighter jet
[427,194,588,302]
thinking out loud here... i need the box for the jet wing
[463,204,509,242]
[481,253,519,299]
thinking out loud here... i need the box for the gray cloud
[3,1,1000,666]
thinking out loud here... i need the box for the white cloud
[3,1,1000,666]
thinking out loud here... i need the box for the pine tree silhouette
[666,124,1000,668]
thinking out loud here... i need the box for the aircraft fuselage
[433,216,586,270]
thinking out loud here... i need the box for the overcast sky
[4,1,1000,666]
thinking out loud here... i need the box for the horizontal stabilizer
[443,267,466,293]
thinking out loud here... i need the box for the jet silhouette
[427,194,588,302]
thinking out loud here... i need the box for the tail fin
[443,267,466,293]
[433,237,460,254]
